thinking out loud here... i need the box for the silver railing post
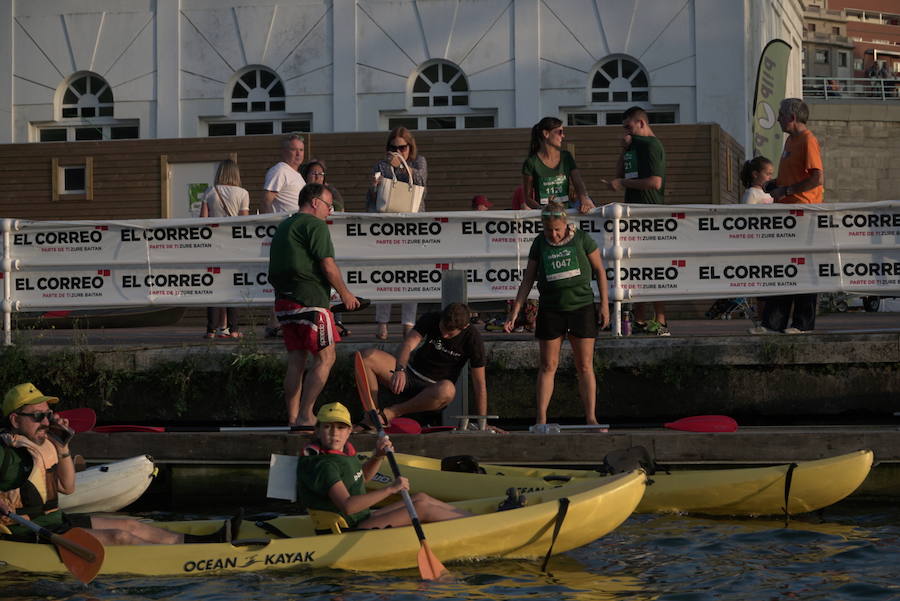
[441,269,468,426]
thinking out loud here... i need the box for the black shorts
[398,368,435,399]
[535,303,598,340]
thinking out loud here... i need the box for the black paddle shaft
[367,408,429,542]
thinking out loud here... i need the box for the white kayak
[60,455,157,513]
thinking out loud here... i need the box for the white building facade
[0,0,803,152]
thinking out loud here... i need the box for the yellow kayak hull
[0,471,645,578]
[366,450,873,517]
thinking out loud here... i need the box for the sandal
[337,322,350,337]
[204,331,216,339]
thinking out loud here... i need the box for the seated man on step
[1,383,232,545]
[358,303,498,430]
[297,403,468,529]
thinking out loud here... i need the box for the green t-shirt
[267,213,335,307]
[623,135,666,205]
[0,443,65,535]
[297,453,371,528]
[528,227,598,311]
[522,151,578,207]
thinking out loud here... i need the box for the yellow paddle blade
[57,527,105,583]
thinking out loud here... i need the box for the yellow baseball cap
[316,402,352,427]
[3,383,59,417]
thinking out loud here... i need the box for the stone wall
[808,100,900,203]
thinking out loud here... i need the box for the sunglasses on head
[388,144,409,152]
[17,410,54,422]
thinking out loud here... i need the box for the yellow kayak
[0,471,645,578]
[364,449,873,517]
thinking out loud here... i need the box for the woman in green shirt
[504,202,610,426]
[521,117,594,214]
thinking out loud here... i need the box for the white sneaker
[748,326,779,335]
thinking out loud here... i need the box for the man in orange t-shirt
[754,98,824,335]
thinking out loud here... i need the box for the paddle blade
[417,540,450,581]
[57,528,105,583]
[664,415,738,433]
[386,417,422,435]
[93,425,165,433]
[57,408,97,433]
[353,352,376,413]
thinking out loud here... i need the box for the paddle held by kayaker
[297,403,470,529]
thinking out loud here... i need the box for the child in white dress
[739,156,774,204]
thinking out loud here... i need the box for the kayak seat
[309,509,349,535]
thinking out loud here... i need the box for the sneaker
[748,326,779,335]
[632,321,648,335]
[644,320,671,337]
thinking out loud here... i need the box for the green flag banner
[752,39,792,169]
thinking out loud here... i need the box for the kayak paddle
[91,425,314,433]
[330,296,371,313]
[1,510,104,583]
[353,351,449,581]
[56,408,97,433]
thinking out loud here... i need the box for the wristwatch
[395,365,406,373]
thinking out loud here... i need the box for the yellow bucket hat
[3,383,59,417]
[316,402,352,427]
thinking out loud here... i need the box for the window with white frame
[231,67,285,113]
[203,67,312,136]
[591,57,649,104]
[563,56,677,128]
[380,60,496,130]
[33,72,139,142]
[815,49,829,64]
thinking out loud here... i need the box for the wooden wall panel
[0,125,741,220]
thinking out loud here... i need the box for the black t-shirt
[409,313,485,383]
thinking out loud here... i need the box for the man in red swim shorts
[268,183,360,426]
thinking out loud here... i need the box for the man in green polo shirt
[602,106,670,336]
[268,183,359,427]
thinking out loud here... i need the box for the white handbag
[375,154,425,213]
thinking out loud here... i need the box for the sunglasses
[308,171,326,177]
[388,144,409,152]
[17,410,54,422]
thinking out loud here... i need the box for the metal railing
[803,76,900,100]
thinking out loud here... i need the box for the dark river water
[3,500,899,601]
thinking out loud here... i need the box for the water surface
[4,501,898,601]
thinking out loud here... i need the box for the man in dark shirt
[358,303,490,427]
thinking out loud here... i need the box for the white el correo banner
[2,202,899,310]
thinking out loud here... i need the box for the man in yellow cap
[297,402,468,529]
[1,383,230,544]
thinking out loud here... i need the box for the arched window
[590,57,649,104]
[563,56,676,127]
[230,67,285,113]
[412,61,469,108]
[61,73,114,119]
[36,72,138,142]
[205,67,309,136]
